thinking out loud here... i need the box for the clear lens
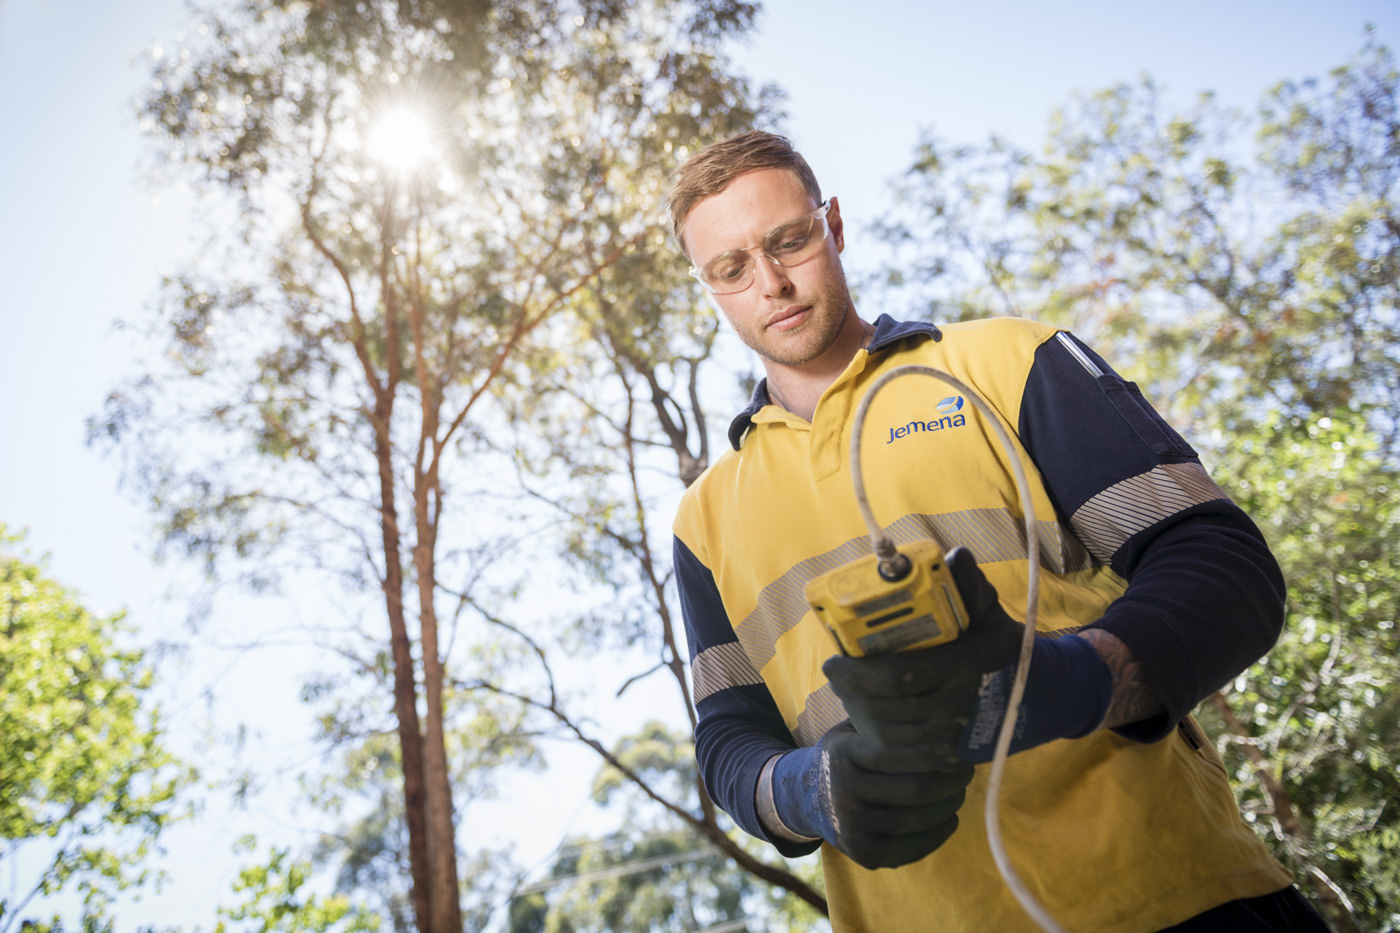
[692,202,830,295]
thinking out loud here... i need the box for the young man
[668,131,1331,931]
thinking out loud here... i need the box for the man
[668,131,1331,931]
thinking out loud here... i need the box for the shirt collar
[726,314,943,450]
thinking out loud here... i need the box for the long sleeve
[674,536,822,857]
[1017,332,1286,739]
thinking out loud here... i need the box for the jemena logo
[886,396,967,444]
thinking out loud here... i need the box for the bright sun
[367,106,436,172]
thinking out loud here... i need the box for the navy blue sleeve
[1018,333,1286,739]
[675,536,823,857]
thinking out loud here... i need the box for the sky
[1,0,1396,927]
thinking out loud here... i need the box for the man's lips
[767,306,810,331]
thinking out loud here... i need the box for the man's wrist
[1076,627,1165,729]
[757,753,821,844]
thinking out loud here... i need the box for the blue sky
[1,0,1396,925]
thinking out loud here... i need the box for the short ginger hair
[666,130,822,258]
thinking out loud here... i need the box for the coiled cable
[849,364,1067,933]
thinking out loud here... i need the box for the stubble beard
[740,276,854,369]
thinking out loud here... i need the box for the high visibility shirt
[673,315,1293,932]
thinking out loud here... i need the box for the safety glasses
[689,201,832,295]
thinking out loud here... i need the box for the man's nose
[753,253,793,296]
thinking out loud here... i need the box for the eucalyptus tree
[872,35,1399,930]
[878,34,1399,453]
[94,0,788,928]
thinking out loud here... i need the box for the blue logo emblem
[936,396,964,416]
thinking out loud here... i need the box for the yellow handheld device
[805,538,969,657]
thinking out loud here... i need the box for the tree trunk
[415,485,463,933]
[375,418,434,931]
[360,208,445,933]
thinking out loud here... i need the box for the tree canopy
[94,0,819,929]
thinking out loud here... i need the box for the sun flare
[367,106,436,172]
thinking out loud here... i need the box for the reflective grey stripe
[793,683,849,747]
[884,510,1091,577]
[1070,461,1229,564]
[736,537,871,684]
[692,641,765,705]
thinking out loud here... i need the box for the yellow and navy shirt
[673,315,1292,932]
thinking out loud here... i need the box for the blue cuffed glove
[763,721,974,870]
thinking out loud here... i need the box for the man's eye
[709,258,749,281]
[770,226,811,254]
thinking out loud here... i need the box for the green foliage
[216,839,382,933]
[293,686,547,928]
[1204,408,1400,930]
[0,527,192,933]
[512,832,744,933]
[878,38,1399,462]
[590,721,693,806]
[104,0,775,585]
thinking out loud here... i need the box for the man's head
[667,132,860,379]
[667,130,822,259]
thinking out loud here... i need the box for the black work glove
[765,720,975,870]
[820,547,1024,765]
[825,546,1115,764]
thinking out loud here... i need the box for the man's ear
[828,196,845,253]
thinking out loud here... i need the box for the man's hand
[823,547,1115,764]
[820,547,1024,762]
[759,548,1015,869]
[763,721,974,870]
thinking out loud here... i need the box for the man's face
[681,167,854,370]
